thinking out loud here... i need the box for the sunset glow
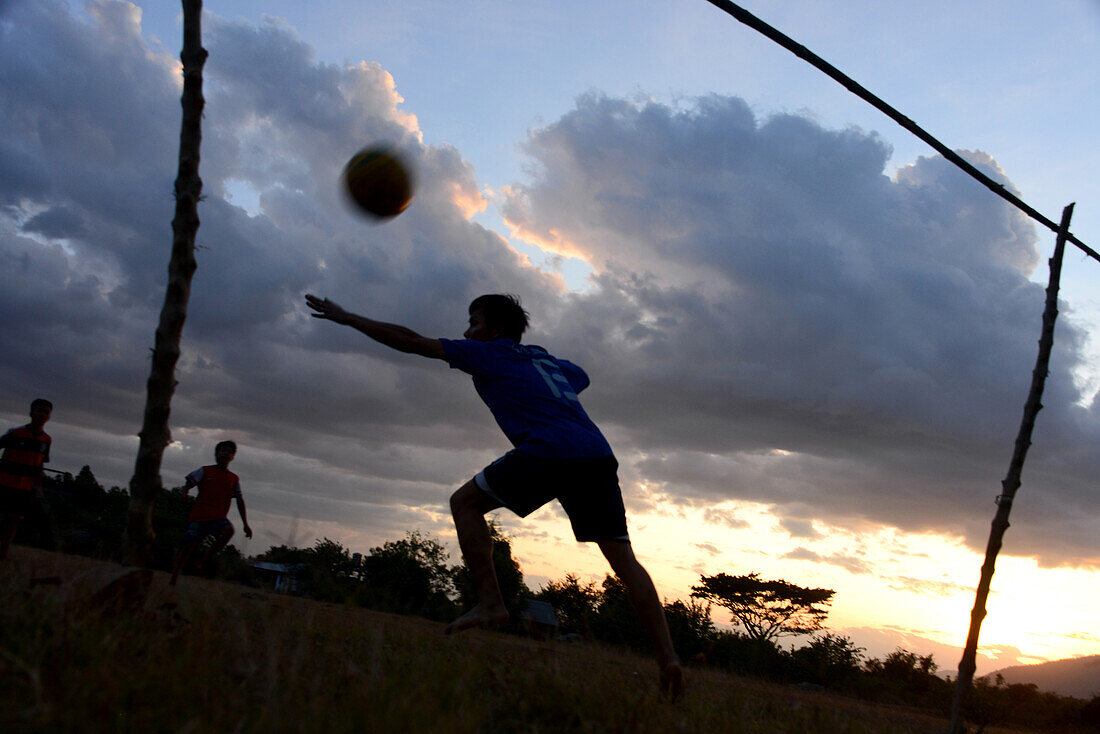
[7,0,1098,683]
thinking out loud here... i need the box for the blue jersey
[440,338,613,459]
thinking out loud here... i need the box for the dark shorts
[183,519,232,544]
[475,450,628,543]
[0,486,34,520]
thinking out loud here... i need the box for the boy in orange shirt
[0,398,52,560]
[170,441,252,586]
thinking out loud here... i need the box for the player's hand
[305,294,350,324]
[244,525,253,539]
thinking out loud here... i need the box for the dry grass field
[0,546,1027,733]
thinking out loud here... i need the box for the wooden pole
[695,3,1093,727]
[122,0,206,565]
[947,203,1075,733]
[701,0,1097,262]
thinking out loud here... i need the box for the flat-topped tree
[691,572,835,643]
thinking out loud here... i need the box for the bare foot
[660,661,684,701]
[443,604,509,635]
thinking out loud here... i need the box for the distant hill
[985,655,1100,699]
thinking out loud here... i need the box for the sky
[2,0,1099,676]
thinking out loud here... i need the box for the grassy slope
[0,547,1023,733]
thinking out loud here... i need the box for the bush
[705,631,788,679]
[789,633,865,687]
[533,573,601,637]
[663,598,715,662]
[453,521,530,625]
[357,531,457,620]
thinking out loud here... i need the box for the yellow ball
[343,146,414,219]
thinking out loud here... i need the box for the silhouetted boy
[170,441,252,586]
[0,398,52,560]
[305,293,683,698]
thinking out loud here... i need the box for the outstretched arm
[181,475,197,496]
[236,496,252,539]
[306,294,446,360]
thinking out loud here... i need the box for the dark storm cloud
[0,1,556,549]
[3,2,1097,566]
[502,94,1100,565]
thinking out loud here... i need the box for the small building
[520,599,559,639]
[249,561,303,594]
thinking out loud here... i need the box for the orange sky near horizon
[238,492,1100,677]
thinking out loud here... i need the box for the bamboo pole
[947,203,1075,734]
[122,0,206,564]
[702,0,1097,262]
[696,2,1093,727]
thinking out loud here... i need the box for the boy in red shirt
[0,398,52,560]
[170,441,252,586]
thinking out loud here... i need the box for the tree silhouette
[790,632,865,686]
[453,520,530,616]
[590,573,650,649]
[534,573,601,636]
[691,572,834,643]
[359,531,457,618]
[662,598,716,661]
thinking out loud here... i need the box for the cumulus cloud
[778,518,822,539]
[691,541,722,556]
[0,1,554,546]
[2,1,1098,571]
[885,575,973,597]
[784,547,871,575]
[501,93,1100,565]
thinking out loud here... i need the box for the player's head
[467,294,528,342]
[214,440,237,464]
[29,398,52,425]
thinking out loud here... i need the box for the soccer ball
[343,146,414,219]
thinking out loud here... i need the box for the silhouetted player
[305,293,682,698]
[170,441,252,586]
[0,398,52,560]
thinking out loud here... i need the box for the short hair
[469,294,529,341]
[215,440,237,453]
[31,398,52,411]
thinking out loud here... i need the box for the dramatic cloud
[784,547,871,576]
[0,1,554,545]
[501,94,1100,565]
[2,1,1098,575]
